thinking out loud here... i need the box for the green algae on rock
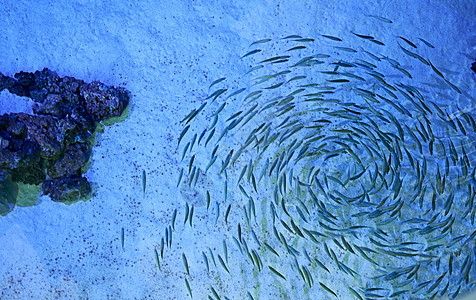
[0,177,18,216]
[0,68,129,207]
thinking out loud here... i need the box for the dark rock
[0,137,9,149]
[29,69,60,103]
[0,170,7,181]
[9,160,45,185]
[35,68,61,94]
[0,114,44,185]
[47,143,91,179]
[472,62,476,73]
[0,114,27,139]
[0,68,129,207]
[33,68,59,89]
[29,87,49,103]
[33,93,64,116]
[15,113,64,160]
[80,81,129,121]
[8,82,30,97]
[41,176,91,203]
[14,71,35,87]
[0,73,15,92]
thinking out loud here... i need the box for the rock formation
[0,68,129,213]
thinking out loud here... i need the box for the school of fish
[158,17,476,299]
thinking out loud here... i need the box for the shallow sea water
[0,1,476,299]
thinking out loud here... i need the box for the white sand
[0,1,475,299]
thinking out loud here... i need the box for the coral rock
[41,176,91,203]
[0,68,129,206]
[80,81,129,121]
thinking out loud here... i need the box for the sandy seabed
[1,1,476,299]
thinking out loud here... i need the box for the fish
[250,38,272,46]
[319,282,338,297]
[209,77,226,90]
[268,265,286,281]
[220,150,233,174]
[206,191,211,210]
[178,125,190,147]
[366,14,393,23]
[327,78,350,83]
[260,55,291,64]
[314,257,330,273]
[370,39,385,45]
[184,278,192,298]
[142,170,146,197]
[207,89,227,103]
[217,188,230,214]
[334,46,357,53]
[121,227,124,250]
[181,142,190,162]
[250,229,261,246]
[241,49,262,58]
[428,60,445,78]
[398,43,429,65]
[181,109,198,124]
[418,37,435,48]
[265,82,285,89]
[185,102,207,123]
[244,65,264,75]
[188,155,195,174]
[226,88,246,100]
[237,223,243,244]
[398,36,417,48]
[232,236,243,254]
[282,35,302,39]
[220,240,228,264]
[294,38,315,42]
[189,134,198,153]
[171,209,177,230]
[165,227,169,248]
[287,46,306,51]
[184,202,189,225]
[189,205,194,227]
[188,166,195,186]
[202,251,210,273]
[394,65,412,78]
[210,286,221,300]
[204,128,215,147]
[321,34,342,41]
[348,287,363,300]
[362,49,382,61]
[302,265,313,287]
[154,248,161,271]
[352,32,374,40]
[182,253,190,275]
[263,242,279,257]
[444,78,461,94]
[212,101,226,117]
[168,225,173,247]
[224,180,228,202]
[160,238,165,258]
[206,248,217,268]
[217,254,230,273]
[197,128,207,145]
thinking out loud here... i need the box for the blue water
[0,1,476,299]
